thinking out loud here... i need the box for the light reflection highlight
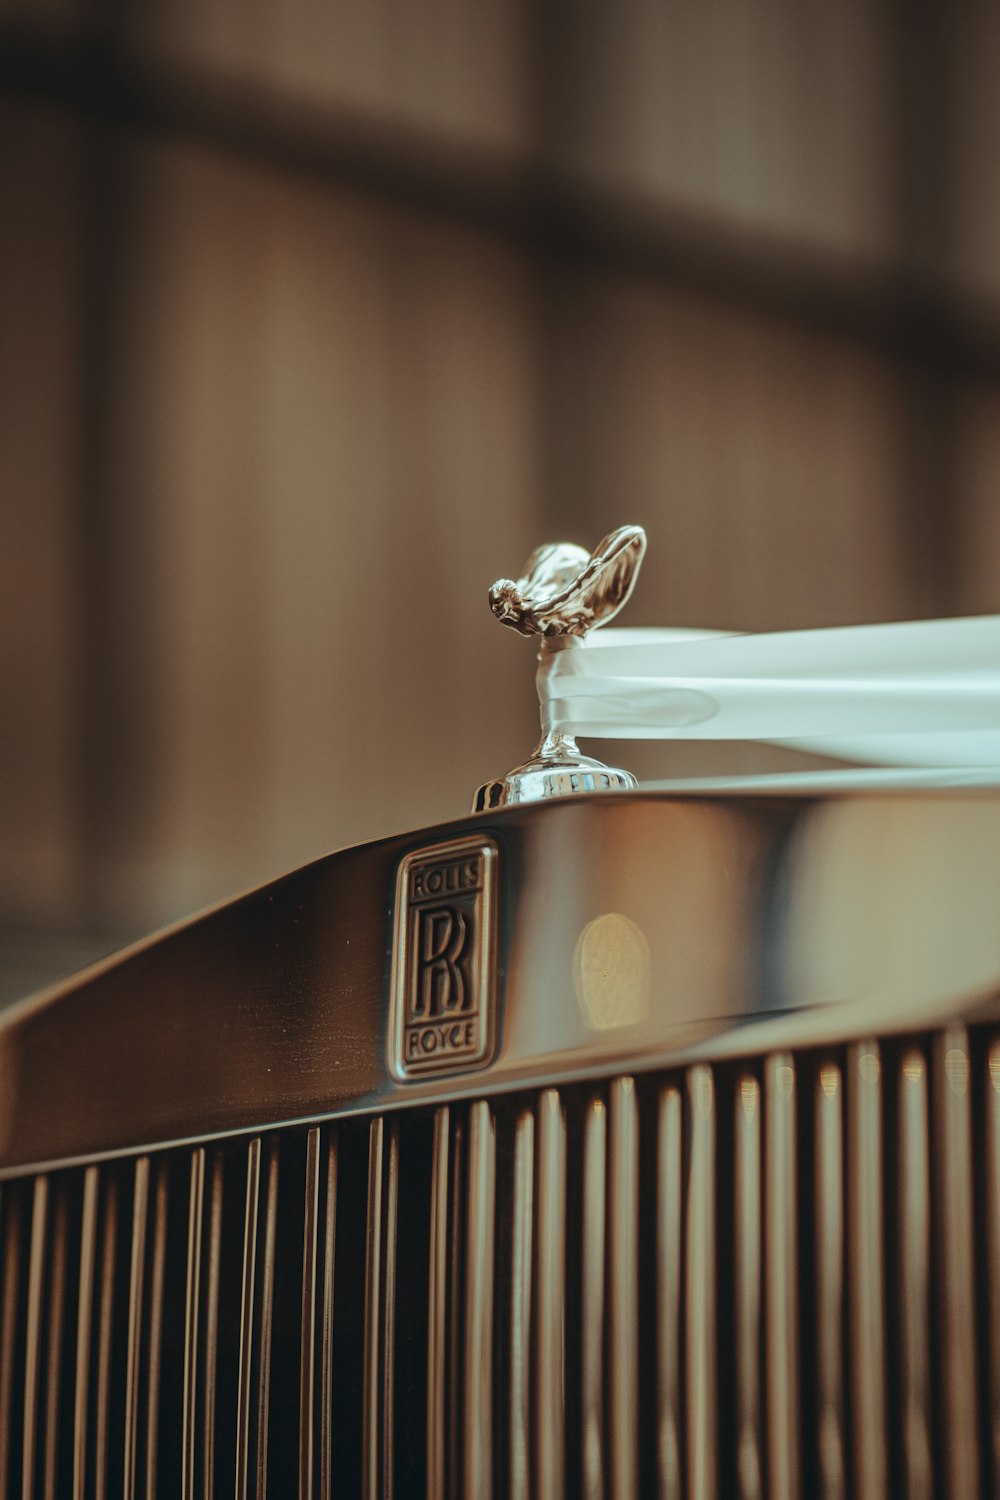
[573,913,652,1032]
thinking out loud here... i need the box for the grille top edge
[2,787,998,1174]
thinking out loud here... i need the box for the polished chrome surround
[388,834,499,1081]
[475,525,646,810]
[2,781,999,1500]
[3,785,1000,1175]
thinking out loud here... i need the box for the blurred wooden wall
[1,0,999,996]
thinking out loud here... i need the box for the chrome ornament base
[473,735,636,810]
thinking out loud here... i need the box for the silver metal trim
[362,1119,384,1500]
[686,1066,717,1500]
[447,1117,465,1500]
[256,1141,279,1492]
[22,1174,48,1500]
[235,1138,261,1500]
[581,1097,606,1500]
[146,1160,168,1500]
[202,1151,224,1495]
[182,1149,205,1500]
[0,1187,19,1488]
[0,1187,18,1494]
[934,1027,980,1494]
[464,1100,495,1500]
[43,1183,68,1500]
[362,1116,399,1500]
[508,1107,534,1500]
[657,1086,682,1500]
[319,1130,338,1500]
[299,1127,321,1499]
[989,1040,1000,1494]
[815,1064,845,1500]
[899,1049,933,1500]
[382,1125,399,1500]
[123,1157,149,1500]
[610,1077,639,1500]
[847,1043,887,1499]
[4,791,1000,1174]
[765,1054,799,1500]
[72,1166,98,1500]
[536,1090,566,1500]
[426,1108,449,1500]
[734,1075,762,1500]
[94,1172,118,1500]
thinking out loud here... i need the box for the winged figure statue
[488,524,647,638]
[475,524,648,808]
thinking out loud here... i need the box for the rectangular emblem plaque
[389,835,499,1080]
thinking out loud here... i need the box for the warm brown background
[2,2,1000,1001]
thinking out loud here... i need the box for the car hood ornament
[474,524,647,810]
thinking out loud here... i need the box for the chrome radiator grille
[0,1024,997,1498]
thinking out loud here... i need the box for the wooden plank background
[1,0,998,998]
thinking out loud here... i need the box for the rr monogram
[414,907,470,1019]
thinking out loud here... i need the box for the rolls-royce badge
[389,835,499,1080]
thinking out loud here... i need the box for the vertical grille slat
[362,1117,399,1500]
[814,1063,845,1500]
[42,1183,69,1500]
[580,1097,605,1500]
[508,1107,534,1500]
[464,1100,495,1500]
[234,1138,261,1500]
[425,1108,449,1500]
[847,1042,887,1499]
[362,1118,384,1500]
[123,1155,149,1500]
[609,1077,640,1500]
[182,1149,205,1500]
[381,1123,399,1500]
[933,1027,980,1496]
[22,1174,49,1500]
[3,1017,1000,1495]
[202,1151,225,1498]
[72,1165,98,1500]
[0,1185,22,1493]
[734,1074,762,1500]
[765,1052,799,1500]
[988,1039,1000,1493]
[319,1130,339,1500]
[536,1089,566,1500]
[446,1114,465,1500]
[899,1048,933,1500]
[93,1170,118,1500]
[298,1127,321,1499]
[145,1159,169,1500]
[256,1139,280,1494]
[686,1065,717,1500]
[657,1086,683,1500]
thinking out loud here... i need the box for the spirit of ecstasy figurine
[474,524,647,809]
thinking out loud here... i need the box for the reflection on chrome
[735,1074,762,1500]
[573,912,651,1032]
[0,786,998,1492]
[686,1065,716,1499]
[848,1040,887,1498]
